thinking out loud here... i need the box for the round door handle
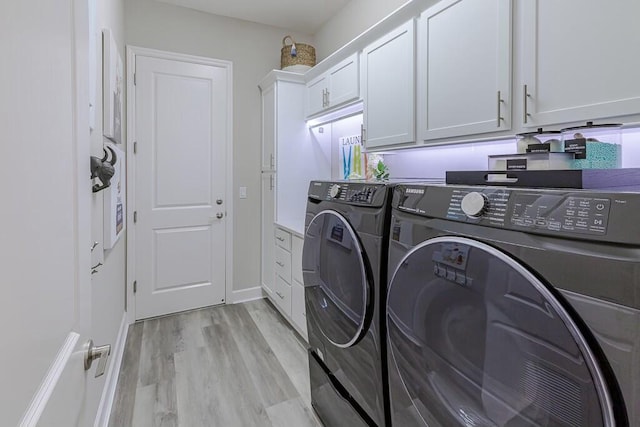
[216,212,224,219]
[216,199,223,205]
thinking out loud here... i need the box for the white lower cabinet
[268,226,307,340]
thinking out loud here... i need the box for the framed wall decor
[104,143,126,249]
[102,28,123,143]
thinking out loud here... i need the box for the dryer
[386,183,639,426]
[302,180,395,427]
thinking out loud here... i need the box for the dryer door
[303,210,372,348]
[387,236,619,427]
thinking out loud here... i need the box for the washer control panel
[444,188,611,236]
[509,192,611,235]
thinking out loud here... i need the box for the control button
[596,203,605,211]
[460,192,488,218]
[329,184,341,198]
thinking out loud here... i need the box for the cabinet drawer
[275,245,292,284]
[292,279,307,340]
[275,227,291,251]
[274,275,292,317]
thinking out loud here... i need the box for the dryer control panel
[308,181,388,207]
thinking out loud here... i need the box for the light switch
[239,186,247,199]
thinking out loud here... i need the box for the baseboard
[20,333,80,426]
[94,312,129,427]
[231,285,264,304]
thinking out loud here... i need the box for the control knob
[461,192,488,218]
[329,184,342,199]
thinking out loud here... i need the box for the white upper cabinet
[520,0,640,128]
[306,53,359,117]
[417,0,512,142]
[362,19,416,149]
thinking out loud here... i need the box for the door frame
[125,46,234,323]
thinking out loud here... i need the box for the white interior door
[0,0,94,425]
[134,52,231,320]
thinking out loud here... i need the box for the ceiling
[156,0,351,34]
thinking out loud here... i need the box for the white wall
[88,0,127,423]
[313,0,410,60]
[124,0,313,294]
[384,130,640,179]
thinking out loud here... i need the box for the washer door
[303,210,371,348]
[387,236,616,427]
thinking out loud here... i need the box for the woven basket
[281,35,316,71]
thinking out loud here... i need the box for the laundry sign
[340,134,366,179]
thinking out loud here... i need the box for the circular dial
[460,192,488,218]
[329,184,342,198]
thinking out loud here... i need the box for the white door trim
[125,46,234,324]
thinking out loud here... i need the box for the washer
[303,180,396,427]
[386,183,639,427]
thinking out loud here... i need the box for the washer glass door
[387,236,616,427]
[303,210,371,348]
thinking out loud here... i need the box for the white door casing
[130,49,232,320]
[0,0,93,425]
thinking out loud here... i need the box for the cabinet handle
[270,153,275,170]
[269,174,274,190]
[322,89,327,108]
[496,90,504,127]
[523,84,531,124]
[326,89,330,106]
[276,236,285,242]
[361,124,366,144]
[276,291,284,299]
[276,261,285,267]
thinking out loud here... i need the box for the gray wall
[314,0,410,60]
[124,0,313,294]
[89,0,127,422]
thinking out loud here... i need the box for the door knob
[216,212,224,219]
[216,199,223,205]
[84,339,111,378]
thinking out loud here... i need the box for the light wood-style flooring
[108,298,323,427]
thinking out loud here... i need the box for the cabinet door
[306,74,327,117]
[260,173,275,296]
[261,83,276,171]
[520,0,640,127]
[292,279,308,340]
[328,53,359,109]
[418,0,512,141]
[291,235,303,284]
[362,20,416,149]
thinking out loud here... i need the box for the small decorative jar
[561,122,622,169]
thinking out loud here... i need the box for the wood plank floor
[108,298,323,427]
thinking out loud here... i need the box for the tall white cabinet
[259,71,330,340]
[519,0,640,127]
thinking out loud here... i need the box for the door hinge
[133,141,137,154]
[133,211,137,223]
[133,280,137,294]
[134,72,136,86]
